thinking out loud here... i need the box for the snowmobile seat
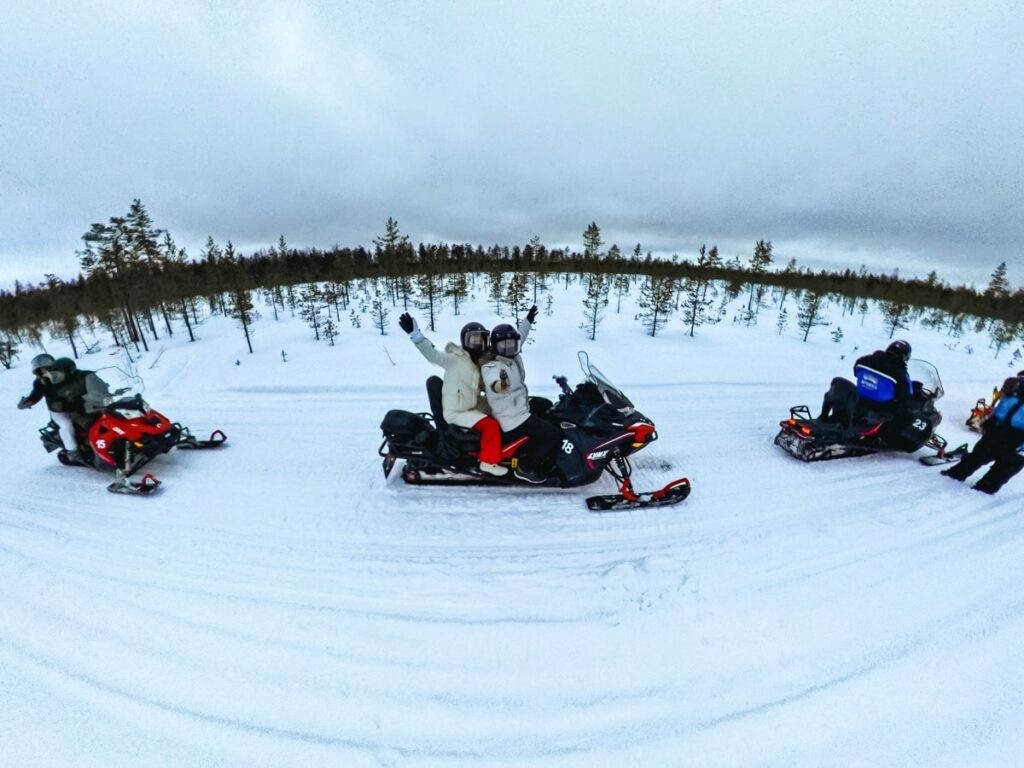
[426,376,447,428]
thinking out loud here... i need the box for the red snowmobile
[379,352,691,511]
[39,394,226,494]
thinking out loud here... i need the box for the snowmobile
[774,359,966,465]
[379,352,691,511]
[966,392,999,433]
[39,393,227,494]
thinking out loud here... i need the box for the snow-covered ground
[1,282,1022,767]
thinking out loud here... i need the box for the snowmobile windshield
[110,397,149,419]
[908,359,943,399]
[577,351,635,413]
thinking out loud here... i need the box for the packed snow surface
[1,285,1022,767]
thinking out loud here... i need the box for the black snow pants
[942,426,1024,494]
[820,377,859,427]
[503,415,560,473]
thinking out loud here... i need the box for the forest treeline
[0,201,1021,367]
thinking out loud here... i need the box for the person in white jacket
[399,312,507,476]
[480,318,559,483]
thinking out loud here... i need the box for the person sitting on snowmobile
[17,354,114,463]
[942,386,1024,494]
[399,313,507,476]
[820,340,914,428]
[480,322,559,483]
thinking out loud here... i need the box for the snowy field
[1,282,1023,767]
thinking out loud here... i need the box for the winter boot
[514,466,547,484]
[58,449,86,467]
[479,461,508,477]
[940,466,968,481]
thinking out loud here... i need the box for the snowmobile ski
[107,473,161,495]
[586,477,691,512]
[176,428,228,450]
[920,443,969,466]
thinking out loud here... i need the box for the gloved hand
[526,304,539,324]
[398,313,416,334]
[17,397,31,410]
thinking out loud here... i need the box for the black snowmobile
[379,352,691,511]
[774,359,966,465]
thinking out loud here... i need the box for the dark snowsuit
[820,349,912,428]
[943,395,1024,494]
[22,358,111,425]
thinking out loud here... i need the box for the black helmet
[460,322,489,354]
[887,339,911,361]
[490,323,521,357]
[30,353,55,375]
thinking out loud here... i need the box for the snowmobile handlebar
[553,375,573,395]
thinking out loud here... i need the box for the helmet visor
[494,337,520,357]
[31,354,54,374]
[462,329,489,351]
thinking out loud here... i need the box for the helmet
[460,322,489,354]
[44,358,76,385]
[30,353,55,375]
[886,340,911,361]
[490,323,521,357]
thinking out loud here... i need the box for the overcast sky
[2,0,1021,286]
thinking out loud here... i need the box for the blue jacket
[990,395,1024,431]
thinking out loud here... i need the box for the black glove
[398,313,415,334]
[526,304,538,324]
[17,397,31,410]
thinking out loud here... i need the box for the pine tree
[857,297,870,327]
[371,281,391,335]
[506,272,529,323]
[445,272,469,316]
[299,284,325,340]
[776,306,789,335]
[223,242,255,353]
[488,272,505,314]
[985,262,1010,298]
[637,275,675,337]
[681,244,720,337]
[322,316,339,346]
[881,301,911,338]
[161,233,197,341]
[0,333,19,369]
[581,272,609,340]
[742,239,773,325]
[831,326,844,343]
[582,222,603,260]
[990,320,1019,358]
[414,271,444,331]
[796,291,828,341]
[349,309,362,329]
